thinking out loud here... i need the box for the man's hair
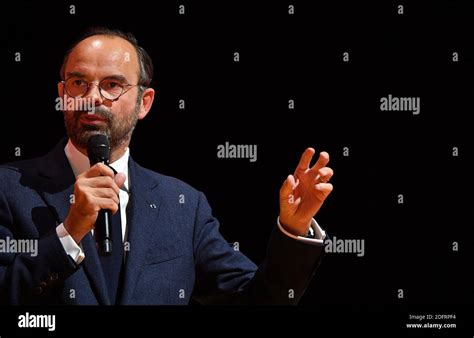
[60,27,153,87]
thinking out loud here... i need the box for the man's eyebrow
[103,74,129,83]
[65,72,129,83]
[65,71,86,79]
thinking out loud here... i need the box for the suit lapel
[37,139,110,305]
[119,158,160,304]
[37,139,76,223]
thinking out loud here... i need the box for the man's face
[61,35,142,150]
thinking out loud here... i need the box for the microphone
[87,134,113,255]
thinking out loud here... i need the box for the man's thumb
[114,172,126,188]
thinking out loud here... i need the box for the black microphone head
[87,134,110,166]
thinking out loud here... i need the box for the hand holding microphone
[63,135,125,253]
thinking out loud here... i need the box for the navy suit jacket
[0,139,324,305]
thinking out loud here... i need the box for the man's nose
[84,82,104,107]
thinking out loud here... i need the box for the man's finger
[316,167,334,183]
[280,174,296,199]
[83,163,115,179]
[92,188,120,204]
[309,151,330,176]
[295,148,315,174]
[95,197,119,214]
[315,182,333,196]
[114,172,126,189]
[82,176,120,195]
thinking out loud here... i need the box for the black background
[0,0,473,335]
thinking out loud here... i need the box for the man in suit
[0,27,334,305]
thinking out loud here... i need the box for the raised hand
[279,148,334,236]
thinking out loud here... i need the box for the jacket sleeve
[191,192,325,305]
[0,188,79,305]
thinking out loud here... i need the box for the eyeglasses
[61,77,141,102]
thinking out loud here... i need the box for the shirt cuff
[277,217,326,246]
[56,223,85,264]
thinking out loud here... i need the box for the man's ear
[58,81,64,97]
[138,87,155,120]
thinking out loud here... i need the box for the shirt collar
[64,138,130,191]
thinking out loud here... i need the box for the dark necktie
[98,200,124,304]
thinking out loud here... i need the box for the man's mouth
[79,114,107,125]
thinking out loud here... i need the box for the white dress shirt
[56,139,326,265]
